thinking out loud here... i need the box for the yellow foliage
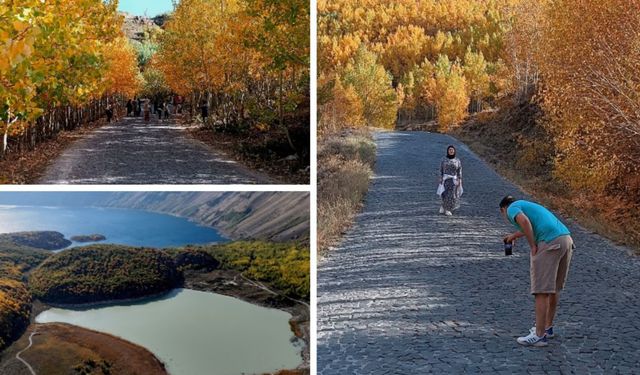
[318,0,513,130]
[319,76,365,134]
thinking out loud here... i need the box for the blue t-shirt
[507,200,570,243]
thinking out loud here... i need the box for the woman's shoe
[445,211,453,216]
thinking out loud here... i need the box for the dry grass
[9,323,168,375]
[318,130,376,254]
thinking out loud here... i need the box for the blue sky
[118,0,175,17]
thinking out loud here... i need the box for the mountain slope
[0,192,310,241]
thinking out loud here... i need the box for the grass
[318,130,376,254]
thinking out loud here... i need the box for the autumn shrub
[533,0,640,200]
[318,132,375,253]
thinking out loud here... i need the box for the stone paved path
[39,116,271,184]
[318,131,640,374]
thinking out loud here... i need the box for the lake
[36,288,302,375]
[0,205,226,248]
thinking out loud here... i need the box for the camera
[504,240,513,256]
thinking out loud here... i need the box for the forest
[0,240,49,351]
[318,0,640,249]
[29,245,182,304]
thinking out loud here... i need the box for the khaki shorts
[530,235,574,294]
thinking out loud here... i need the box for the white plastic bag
[436,183,445,196]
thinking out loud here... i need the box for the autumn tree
[0,0,140,155]
[421,55,469,131]
[535,0,640,195]
[342,46,398,129]
[318,0,513,133]
[155,0,309,153]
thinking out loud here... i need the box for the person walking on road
[500,195,575,347]
[437,145,463,216]
[126,99,133,117]
[143,100,150,122]
[165,102,172,120]
[106,104,114,123]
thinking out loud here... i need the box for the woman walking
[438,145,463,216]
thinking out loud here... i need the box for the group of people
[126,98,180,122]
[436,145,575,348]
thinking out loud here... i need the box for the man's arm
[514,213,538,255]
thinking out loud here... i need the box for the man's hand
[503,234,515,243]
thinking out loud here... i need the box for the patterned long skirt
[442,179,460,211]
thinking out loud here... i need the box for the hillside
[0,192,310,241]
[0,241,50,351]
[122,13,164,42]
[29,245,182,304]
[0,231,71,251]
[177,241,310,301]
[98,192,310,241]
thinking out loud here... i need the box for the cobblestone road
[318,131,640,374]
[39,117,271,184]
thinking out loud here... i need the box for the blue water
[0,205,226,248]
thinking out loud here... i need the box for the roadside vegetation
[317,132,376,254]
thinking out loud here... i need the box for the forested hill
[29,245,182,304]
[0,192,310,242]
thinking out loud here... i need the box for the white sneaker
[439,206,445,214]
[517,331,548,347]
[530,326,554,338]
[445,211,452,216]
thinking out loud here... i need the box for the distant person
[126,99,133,117]
[135,99,142,117]
[157,102,164,121]
[500,196,575,347]
[106,104,114,123]
[143,100,150,122]
[164,102,171,120]
[437,145,463,216]
[200,99,209,123]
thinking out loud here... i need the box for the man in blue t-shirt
[500,195,575,347]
